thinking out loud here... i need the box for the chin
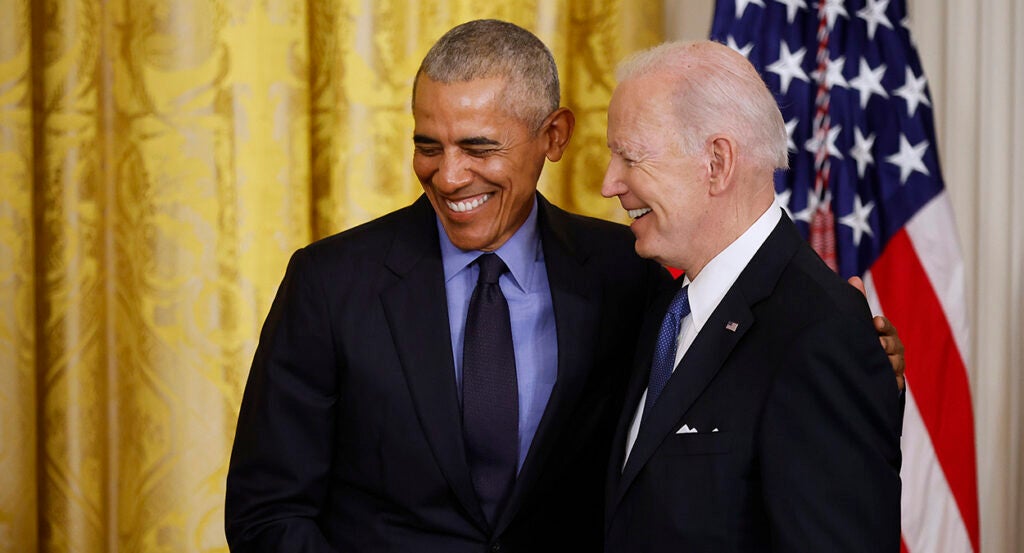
[633,241,658,263]
[635,240,675,267]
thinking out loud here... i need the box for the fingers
[874,315,906,392]
[878,335,903,356]
[892,361,906,391]
[886,348,906,391]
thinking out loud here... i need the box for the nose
[601,157,628,198]
[438,150,473,190]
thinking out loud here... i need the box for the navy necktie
[644,285,690,418]
[462,253,518,526]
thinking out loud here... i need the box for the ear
[542,107,576,162]
[707,135,736,195]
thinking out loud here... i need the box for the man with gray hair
[225,19,669,552]
[602,40,902,552]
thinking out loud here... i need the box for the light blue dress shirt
[438,197,557,472]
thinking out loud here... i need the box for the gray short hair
[617,41,789,171]
[414,19,560,130]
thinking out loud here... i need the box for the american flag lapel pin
[725,321,739,332]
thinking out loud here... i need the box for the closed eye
[413,134,442,156]
[459,137,502,157]
[414,146,442,156]
[617,154,639,167]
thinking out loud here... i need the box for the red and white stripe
[809,3,838,271]
[860,191,979,553]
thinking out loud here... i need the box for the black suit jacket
[605,214,902,553]
[226,194,668,552]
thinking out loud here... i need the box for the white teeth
[628,207,652,219]
[447,194,492,213]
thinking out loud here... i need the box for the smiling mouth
[446,194,493,213]
[628,207,652,219]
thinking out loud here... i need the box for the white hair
[617,41,789,170]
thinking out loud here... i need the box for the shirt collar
[683,199,782,332]
[438,195,542,293]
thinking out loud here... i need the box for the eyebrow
[457,136,501,147]
[412,135,502,147]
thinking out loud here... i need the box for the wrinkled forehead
[609,78,673,132]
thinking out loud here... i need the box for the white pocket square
[676,424,720,434]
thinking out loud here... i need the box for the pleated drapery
[0,1,661,551]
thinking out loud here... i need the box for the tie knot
[476,253,508,285]
[667,285,691,319]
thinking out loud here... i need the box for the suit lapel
[494,196,601,534]
[609,214,802,512]
[378,196,488,531]
[604,280,678,509]
[612,293,754,506]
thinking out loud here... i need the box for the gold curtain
[0,1,661,551]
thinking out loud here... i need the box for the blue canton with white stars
[711,0,947,278]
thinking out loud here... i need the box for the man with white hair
[602,41,901,552]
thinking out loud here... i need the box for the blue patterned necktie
[462,253,518,526]
[643,285,690,418]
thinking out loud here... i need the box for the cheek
[412,155,439,182]
[477,156,513,182]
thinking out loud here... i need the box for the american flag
[710,1,979,552]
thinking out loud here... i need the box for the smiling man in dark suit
[601,41,903,552]
[224,20,668,553]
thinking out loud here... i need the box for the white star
[811,55,849,89]
[735,0,766,18]
[849,58,888,109]
[766,42,809,93]
[727,35,754,58]
[776,188,794,219]
[839,194,875,246]
[885,134,930,184]
[893,66,931,117]
[804,124,844,160]
[819,0,850,29]
[795,188,830,223]
[857,0,894,40]
[785,118,799,152]
[776,0,808,23]
[850,128,876,178]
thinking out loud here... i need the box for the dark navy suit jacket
[226,194,668,552]
[605,214,902,553]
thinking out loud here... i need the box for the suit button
[490,543,501,552]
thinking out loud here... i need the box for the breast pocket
[661,431,732,456]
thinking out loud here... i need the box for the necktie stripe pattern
[644,285,690,418]
[462,253,518,526]
[710,1,979,552]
